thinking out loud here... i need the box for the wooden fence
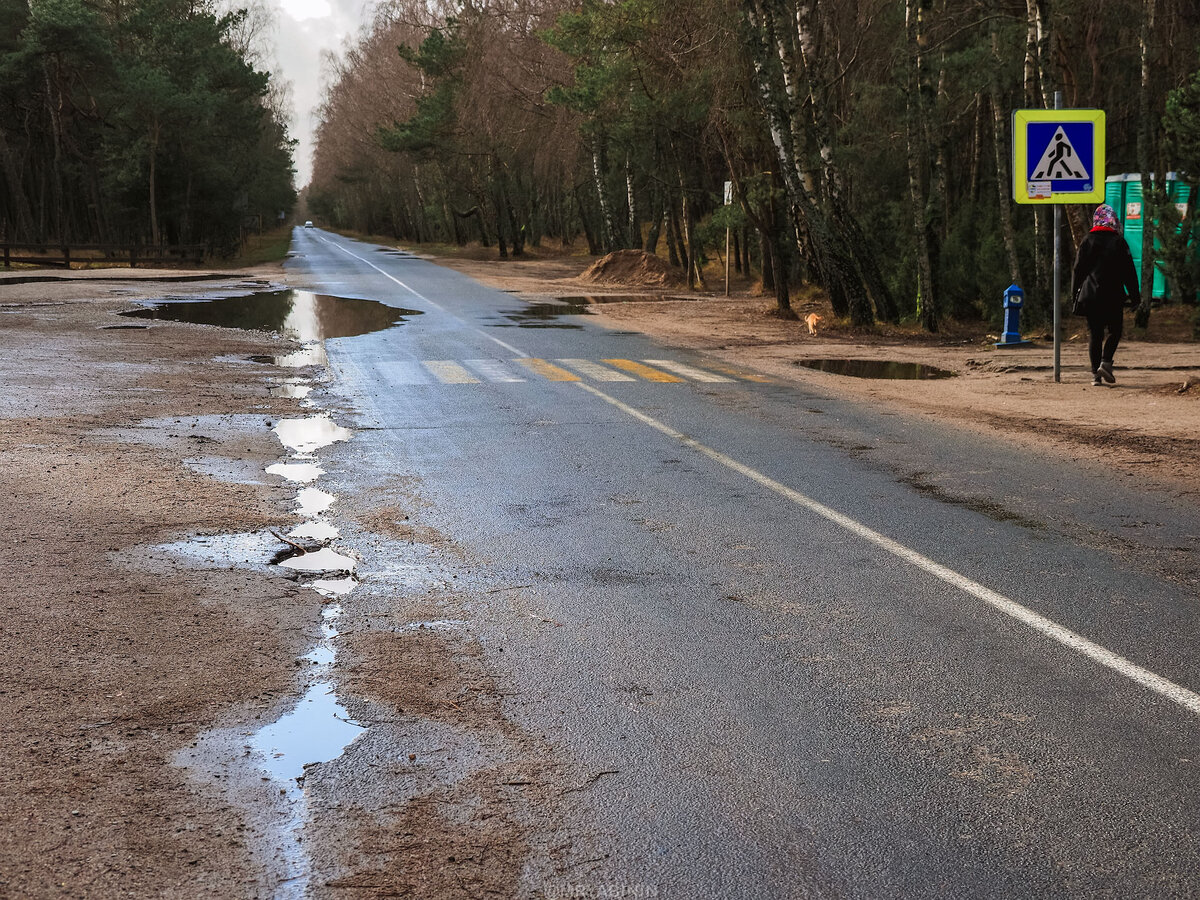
[1,243,206,269]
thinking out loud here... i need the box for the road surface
[284,228,1200,898]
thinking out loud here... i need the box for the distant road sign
[1012,109,1105,205]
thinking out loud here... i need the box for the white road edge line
[575,380,1200,717]
[318,235,528,357]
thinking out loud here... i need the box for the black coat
[1071,228,1140,313]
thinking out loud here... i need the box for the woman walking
[1071,204,1140,386]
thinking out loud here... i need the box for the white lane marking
[378,360,432,385]
[575,381,1200,718]
[643,359,732,382]
[424,361,479,384]
[555,359,636,382]
[464,359,526,383]
[318,236,528,357]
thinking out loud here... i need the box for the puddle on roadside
[279,546,356,575]
[796,359,956,380]
[485,300,593,329]
[295,487,335,516]
[267,462,325,483]
[272,380,312,400]
[274,415,352,457]
[310,576,357,598]
[121,289,421,339]
[254,683,364,783]
[290,520,340,542]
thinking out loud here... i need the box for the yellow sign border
[1012,108,1106,205]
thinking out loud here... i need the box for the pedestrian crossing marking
[463,359,525,382]
[377,358,763,386]
[556,359,635,381]
[423,360,479,384]
[644,359,732,383]
[1031,126,1088,180]
[516,358,581,381]
[602,359,682,382]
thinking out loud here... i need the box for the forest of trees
[0,0,296,254]
[309,0,1200,330]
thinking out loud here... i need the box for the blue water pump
[995,284,1033,347]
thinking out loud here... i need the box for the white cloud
[280,0,331,20]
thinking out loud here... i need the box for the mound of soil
[579,249,684,287]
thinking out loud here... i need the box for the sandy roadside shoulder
[0,267,318,897]
[419,253,1200,492]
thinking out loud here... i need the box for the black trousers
[1086,306,1124,371]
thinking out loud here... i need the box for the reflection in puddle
[267,462,325,483]
[295,487,334,516]
[122,289,421,339]
[290,520,340,542]
[274,345,328,368]
[272,380,312,400]
[487,300,592,329]
[311,576,357,598]
[274,416,352,457]
[796,359,956,380]
[279,546,357,574]
[252,682,364,783]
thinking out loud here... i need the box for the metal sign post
[1012,101,1106,383]
[723,181,733,297]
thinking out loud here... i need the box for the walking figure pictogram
[1034,129,1086,180]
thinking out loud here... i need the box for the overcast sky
[270,0,367,187]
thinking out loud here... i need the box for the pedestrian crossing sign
[1012,108,1105,204]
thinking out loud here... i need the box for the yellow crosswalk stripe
[602,359,683,382]
[423,360,480,383]
[516,358,581,381]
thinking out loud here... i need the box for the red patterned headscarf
[1092,204,1119,231]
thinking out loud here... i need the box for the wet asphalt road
[287,228,1200,898]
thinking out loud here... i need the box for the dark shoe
[1092,371,1103,386]
[1099,360,1116,383]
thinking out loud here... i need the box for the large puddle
[122,289,422,339]
[796,358,956,380]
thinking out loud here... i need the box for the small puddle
[274,415,352,457]
[266,462,325,484]
[121,289,421,339]
[487,300,593,329]
[295,487,335,516]
[796,359,956,380]
[290,521,340,542]
[254,683,363,783]
[279,546,356,575]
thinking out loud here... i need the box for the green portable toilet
[1117,175,1168,299]
[1105,175,1126,215]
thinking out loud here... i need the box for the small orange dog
[804,313,822,336]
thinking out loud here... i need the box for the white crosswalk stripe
[463,359,526,382]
